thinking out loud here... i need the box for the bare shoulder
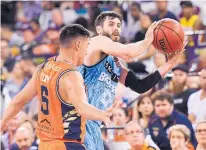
[61,71,83,88]
[87,35,112,54]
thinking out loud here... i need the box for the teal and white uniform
[78,55,121,150]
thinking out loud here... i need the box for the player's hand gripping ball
[152,18,185,54]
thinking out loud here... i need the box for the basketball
[152,18,185,54]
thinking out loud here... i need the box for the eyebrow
[108,20,121,25]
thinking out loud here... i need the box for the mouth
[113,32,120,36]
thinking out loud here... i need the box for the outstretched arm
[89,22,158,61]
[63,71,110,125]
[119,44,186,93]
[1,69,38,130]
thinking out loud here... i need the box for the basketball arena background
[1,1,206,150]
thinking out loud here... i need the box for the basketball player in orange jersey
[1,24,113,150]
[78,11,187,150]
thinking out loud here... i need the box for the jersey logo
[152,127,159,137]
[105,61,119,82]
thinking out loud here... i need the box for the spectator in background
[150,0,177,21]
[188,69,206,125]
[127,2,142,42]
[19,119,39,149]
[189,49,206,72]
[1,26,24,46]
[15,1,41,24]
[186,74,200,89]
[170,64,197,116]
[11,127,36,150]
[195,121,206,150]
[149,90,197,150]
[1,39,12,70]
[21,24,35,44]
[180,1,203,46]
[133,95,154,130]
[39,1,63,31]
[19,55,37,79]
[29,19,44,43]
[168,125,193,150]
[124,121,159,150]
[1,112,26,150]
[60,1,78,25]
[111,107,129,142]
[33,22,60,55]
[3,61,28,99]
[44,22,60,44]
[180,1,203,31]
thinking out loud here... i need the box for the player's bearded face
[101,17,121,42]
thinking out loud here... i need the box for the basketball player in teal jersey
[78,11,186,150]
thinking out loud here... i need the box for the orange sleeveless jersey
[36,57,86,143]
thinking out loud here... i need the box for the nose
[20,140,27,147]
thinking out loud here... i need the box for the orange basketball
[152,18,185,54]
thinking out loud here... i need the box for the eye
[109,23,113,27]
[117,23,121,28]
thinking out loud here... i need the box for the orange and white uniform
[36,57,86,150]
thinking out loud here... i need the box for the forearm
[124,39,150,59]
[78,102,106,121]
[1,97,25,126]
[125,70,162,93]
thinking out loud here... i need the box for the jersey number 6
[41,85,49,115]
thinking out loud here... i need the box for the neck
[201,89,206,100]
[142,115,149,121]
[11,73,23,82]
[186,14,192,19]
[57,49,78,67]
[159,9,167,13]
[161,119,169,127]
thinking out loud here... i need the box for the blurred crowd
[1,1,206,150]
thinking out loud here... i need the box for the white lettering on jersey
[98,72,116,94]
[40,73,51,83]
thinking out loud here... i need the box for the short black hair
[180,1,193,8]
[152,90,173,104]
[74,17,88,29]
[131,2,141,11]
[59,24,90,47]
[94,11,122,27]
[30,18,40,25]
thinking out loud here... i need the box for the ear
[125,116,129,123]
[75,40,81,51]
[185,139,189,145]
[96,25,102,35]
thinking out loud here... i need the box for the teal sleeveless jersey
[78,55,121,125]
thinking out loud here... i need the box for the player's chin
[170,141,178,149]
[111,36,120,42]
